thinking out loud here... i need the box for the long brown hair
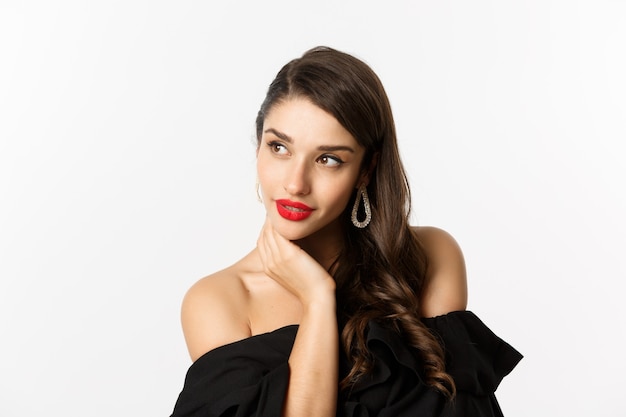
[255,46,455,398]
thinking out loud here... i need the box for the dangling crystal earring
[351,184,371,228]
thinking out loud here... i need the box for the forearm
[284,294,338,417]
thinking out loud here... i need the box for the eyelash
[318,155,344,167]
[266,141,345,167]
[267,141,288,155]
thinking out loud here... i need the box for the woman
[170,46,522,417]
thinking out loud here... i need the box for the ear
[358,152,379,187]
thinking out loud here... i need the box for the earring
[351,184,371,228]
[256,179,262,202]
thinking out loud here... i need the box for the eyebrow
[264,128,355,153]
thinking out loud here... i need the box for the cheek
[257,156,289,201]
[256,154,275,186]
[324,180,357,213]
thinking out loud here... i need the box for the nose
[284,159,311,196]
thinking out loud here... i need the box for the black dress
[170,311,522,417]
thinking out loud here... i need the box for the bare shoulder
[181,257,252,362]
[412,226,468,318]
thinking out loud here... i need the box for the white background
[1,1,625,416]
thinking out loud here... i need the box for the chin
[271,222,312,241]
[271,216,342,243]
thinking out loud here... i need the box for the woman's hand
[256,219,336,306]
[257,219,339,416]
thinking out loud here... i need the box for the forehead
[263,98,360,148]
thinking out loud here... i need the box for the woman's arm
[257,220,338,417]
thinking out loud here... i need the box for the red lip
[275,199,314,221]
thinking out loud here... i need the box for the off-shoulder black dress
[170,311,522,417]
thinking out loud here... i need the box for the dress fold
[170,311,522,417]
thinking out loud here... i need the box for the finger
[258,220,283,276]
[263,220,296,251]
[262,220,282,258]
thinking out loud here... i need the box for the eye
[317,155,344,167]
[267,141,289,155]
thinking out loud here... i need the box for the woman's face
[257,97,367,241]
